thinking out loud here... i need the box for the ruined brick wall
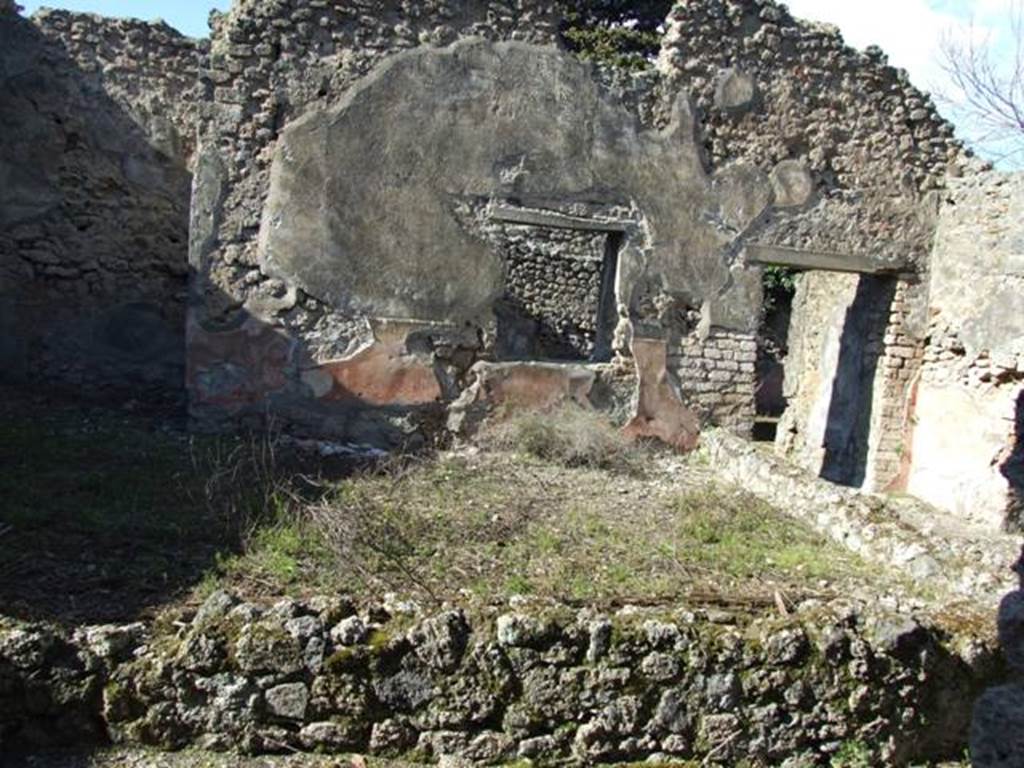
[0,8,198,405]
[192,0,559,326]
[0,593,996,765]
[187,0,562,438]
[484,225,609,363]
[657,0,969,265]
[862,280,924,489]
[31,9,202,168]
[674,330,757,432]
[187,0,980,446]
[654,0,979,471]
[905,172,1024,530]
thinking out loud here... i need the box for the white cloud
[782,0,964,94]
[780,0,1022,165]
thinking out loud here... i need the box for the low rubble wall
[0,591,998,765]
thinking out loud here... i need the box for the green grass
[203,450,877,609]
[0,390,893,621]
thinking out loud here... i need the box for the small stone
[76,623,147,661]
[331,615,368,646]
[193,590,237,628]
[300,720,362,749]
[265,682,309,721]
[770,160,814,208]
[765,627,810,666]
[370,717,417,754]
[496,613,546,647]
[409,610,469,672]
[285,615,323,643]
[714,67,757,111]
[587,619,612,664]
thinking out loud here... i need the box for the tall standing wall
[0,6,197,405]
[655,0,973,490]
[907,172,1024,531]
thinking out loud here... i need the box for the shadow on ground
[0,384,364,627]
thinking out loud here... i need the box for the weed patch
[479,404,647,473]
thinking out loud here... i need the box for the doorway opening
[491,222,622,364]
[754,266,795,442]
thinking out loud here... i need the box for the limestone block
[770,160,814,208]
[714,67,757,112]
[265,682,309,721]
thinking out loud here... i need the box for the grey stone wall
[906,172,1024,530]
[0,592,997,765]
[654,0,984,481]
[657,0,970,266]
[0,9,198,404]
[192,0,560,327]
[31,9,202,168]
[185,0,991,449]
[481,223,611,362]
[187,1,564,437]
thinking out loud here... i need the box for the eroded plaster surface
[257,40,765,333]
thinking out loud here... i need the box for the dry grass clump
[478,403,646,472]
[204,450,877,609]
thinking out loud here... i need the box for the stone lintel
[489,204,632,233]
[747,244,910,275]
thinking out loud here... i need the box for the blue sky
[17,1,1014,82]
[16,0,1020,164]
[19,1,230,38]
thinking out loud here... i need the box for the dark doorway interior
[495,228,620,363]
[1003,390,1024,532]
[754,267,795,442]
[819,275,897,486]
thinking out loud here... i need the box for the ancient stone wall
[31,9,202,167]
[188,1,564,440]
[906,172,1024,531]
[655,0,979,483]
[0,7,198,405]
[460,215,615,363]
[0,592,996,765]
[657,0,967,264]
[191,0,560,325]
[190,0,970,447]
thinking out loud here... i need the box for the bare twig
[937,1,1024,165]
[702,728,743,766]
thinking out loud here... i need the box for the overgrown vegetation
[0,390,891,622]
[560,0,673,71]
[762,264,798,313]
[479,404,647,473]
[210,450,875,609]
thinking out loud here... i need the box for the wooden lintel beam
[746,244,911,275]
[489,204,632,233]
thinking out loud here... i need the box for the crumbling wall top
[29,8,201,168]
[658,0,978,265]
